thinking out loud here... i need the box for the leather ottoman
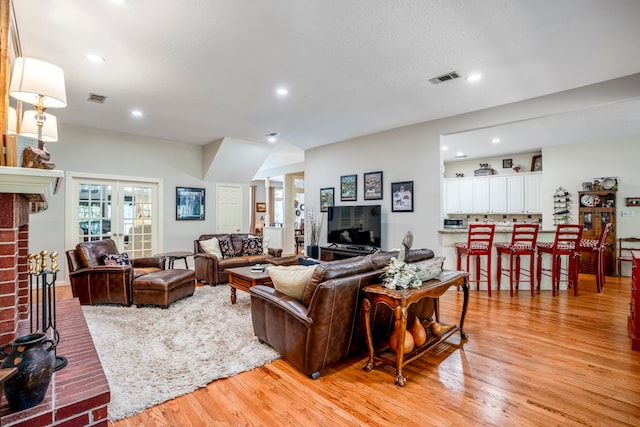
[133,269,196,309]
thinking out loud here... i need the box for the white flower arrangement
[382,257,423,289]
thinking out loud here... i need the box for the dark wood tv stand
[320,245,379,261]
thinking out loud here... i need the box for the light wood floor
[62,275,640,426]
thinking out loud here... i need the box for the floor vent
[429,71,460,85]
[88,93,107,103]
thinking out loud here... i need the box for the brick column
[0,193,30,346]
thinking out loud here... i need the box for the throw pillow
[242,237,263,255]
[200,237,223,258]
[102,252,131,266]
[298,257,320,266]
[268,265,318,301]
[218,236,236,258]
[262,236,271,255]
[412,256,446,281]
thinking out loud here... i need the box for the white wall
[28,124,253,282]
[305,122,442,251]
[305,118,640,265]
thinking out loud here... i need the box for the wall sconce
[9,57,67,151]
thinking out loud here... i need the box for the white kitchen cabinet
[445,178,474,213]
[524,173,542,213]
[489,176,507,213]
[473,178,490,213]
[444,173,542,215]
[507,175,525,213]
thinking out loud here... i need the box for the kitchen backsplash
[447,213,542,225]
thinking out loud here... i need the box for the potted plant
[306,208,324,259]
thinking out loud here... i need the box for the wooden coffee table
[225,265,272,304]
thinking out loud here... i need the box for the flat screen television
[327,205,381,249]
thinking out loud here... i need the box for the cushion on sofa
[262,236,271,254]
[200,237,223,258]
[268,265,318,301]
[301,256,375,305]
[102,252,131,266]
[242,237,263,255]
[218,236,236,258]
[412,256,446,281]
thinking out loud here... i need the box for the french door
[66,173,162,258]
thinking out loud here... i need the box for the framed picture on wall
[340,174,357,201]
[256,202,266,212]
[531,155,542,172]
[391,181,413,212]
[176,187,205,220]
[320,187,335,212]
[364,171,383,200]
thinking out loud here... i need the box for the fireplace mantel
[0,166,63,201]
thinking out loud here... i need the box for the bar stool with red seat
[495,223,540,297]
[455,223,496,296]
[578,222,611,293]
[536,224,583,296]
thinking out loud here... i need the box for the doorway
[65,173,162,258]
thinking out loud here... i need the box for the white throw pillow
[262,236,271,254]
[268,265,317,301]
[200,237,223,258]
[412,256,446,281]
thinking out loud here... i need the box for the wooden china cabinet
[578,190,617,276]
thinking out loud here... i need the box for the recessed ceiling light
[131,110,143,117]
[466,74,482,82]
[86,54,105,63]
[492,138,500,143]
[276,88,288,96]
[456,152,467,158]
[441,146,448,151]
[266,132,279,143]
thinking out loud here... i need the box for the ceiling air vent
[88,93,107,103]
[429,71,460,85]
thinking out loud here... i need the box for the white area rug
[82,285,281,421]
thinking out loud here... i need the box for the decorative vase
[388,328,415,355]
[306,245,319,260]
[1,332,56,411]
[409,317,427,347]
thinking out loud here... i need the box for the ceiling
[10,0,640,170]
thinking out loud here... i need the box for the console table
[362,270,469,386]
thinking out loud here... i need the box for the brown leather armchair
[66,238,165,306]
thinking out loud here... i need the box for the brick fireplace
[0,168,110,426]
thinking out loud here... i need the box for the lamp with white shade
[9,57,67,150]
[20,110,58,142]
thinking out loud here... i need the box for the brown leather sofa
[193,233,283,285]
[250,249,435,379]
[66,238,166,306]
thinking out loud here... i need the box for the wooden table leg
[230,286,237,304]
[459,276,469,339]
[393,304,408,387]
[362,297,374,372]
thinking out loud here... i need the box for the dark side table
[362,270,469,386]
[155,251,193,269]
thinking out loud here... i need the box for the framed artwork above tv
[340,174,357,201]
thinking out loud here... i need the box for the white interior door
[66,173,161,257]
[216,184,242,233]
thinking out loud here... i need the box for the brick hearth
[0,298,110,426]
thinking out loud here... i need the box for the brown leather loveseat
[194,233,283,285]
[249,249,435,379]
[66,238,166,306]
